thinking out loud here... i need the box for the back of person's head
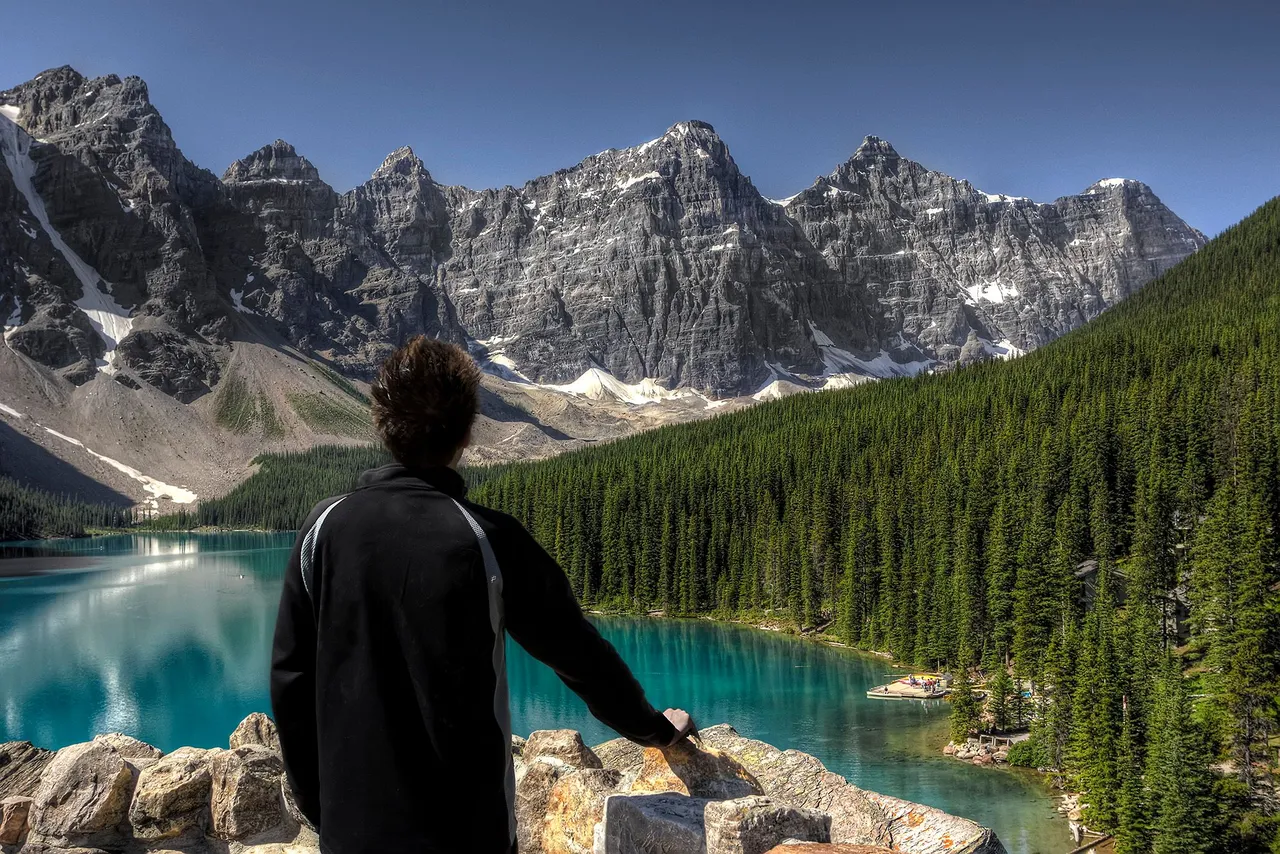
[370,336,481,467]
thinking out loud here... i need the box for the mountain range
[0,66,1206,506]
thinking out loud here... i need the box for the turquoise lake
[0,532,1072,853]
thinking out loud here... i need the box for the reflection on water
[0,534,1071,853]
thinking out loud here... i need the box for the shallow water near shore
[0,533,1072,853]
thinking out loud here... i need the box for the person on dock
[270,336,695,854]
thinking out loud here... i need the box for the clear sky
[2,0,1276,235]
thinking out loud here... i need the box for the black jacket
[270,464,675,854]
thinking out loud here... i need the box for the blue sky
[2,0,1277,235]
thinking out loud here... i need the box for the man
[271,336,694,853]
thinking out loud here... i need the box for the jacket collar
[357,462,467,499]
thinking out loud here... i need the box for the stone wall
[0,716,1004,854]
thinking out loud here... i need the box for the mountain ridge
[0,64,1207,506]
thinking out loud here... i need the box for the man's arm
[496,515,682,747]
[269,514,325,828]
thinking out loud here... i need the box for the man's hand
[662,708,698,746]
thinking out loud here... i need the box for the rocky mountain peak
[222,140,326,185]
[373,145,431,181]
[850,135,901,163]
[1084,176,1147,195]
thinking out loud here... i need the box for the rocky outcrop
[0,744,53,801]
[1,65,1204,409]
[699,725,1004,854]
[628,741,762,800]
[1,718,1003,854]
[126,747,211,841]
[1,717,311,854]
[228,713,280,753]
[27,740,136,849]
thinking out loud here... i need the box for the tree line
[0,476,137,541]
[468,199,1280,852]
[7,199,1276,850]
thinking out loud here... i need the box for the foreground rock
[699,725,1004,854]
[1,719,1003,854]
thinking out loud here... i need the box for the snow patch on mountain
[808,321,932,379]
[549,368,687,406]
[964,282,1021,304]
[615,171,661,191]
[0,402,196,504]
[0,112,133,374]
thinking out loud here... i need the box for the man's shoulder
[458,500,525,535]
[299,493,350,533]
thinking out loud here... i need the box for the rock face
[28,740,136,849]
[704,796,832,854]
[228,712,281,753]
[127,747,212,841]
[208,745,288,841]
[0,65,1205,412]
[0,796,33,845]
[629,741,763,800]
[542,768,622,854]
[0,742,54,800]
[0,718,1005,854]
[699,725,1004,854]
[524,729,604,770]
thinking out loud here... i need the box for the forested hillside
[471,199,1280,851]
[15,199,1275,850]
[0,476,136,541]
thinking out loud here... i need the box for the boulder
[9,843,110,854]
[90,733,163,770]
[209,745,288,841]
[597,793,710,854]
[704,796,831,854]
[524,730,603,770]
[861,791,1004,854]
[127,746,212,840]
[697,725,891,847]
[230,713,281,753]
[0,796,33,845]
[512,734,528,758]
[593,738,645,774]
[764,846,895,854]
[515,758,574,854]
[0,742,54,799]
[542,768,622,854]
[628,741,763,800]
[29,740,136,848]
[281,775,313,831]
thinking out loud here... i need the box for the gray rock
[0,742,55,800]
[524,729,603,770]
[229,712,281,753]
[1,65,1205,409]
[90,733,162,769]
[698,725,1004,853]
[127,746,211,841]
[592,738,645,774]
[597,793,710,854]
[208,745,288,841]
[704,797,831,854]
[28,740,135,849]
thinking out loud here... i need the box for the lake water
[0,533,1071,853]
